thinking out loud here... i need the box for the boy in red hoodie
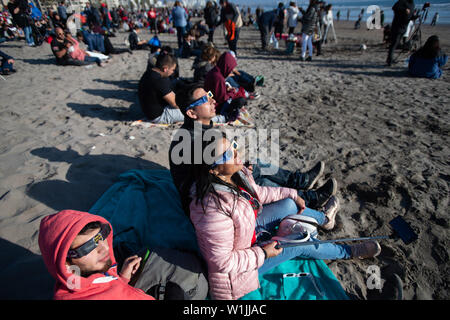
[38,210,154,300]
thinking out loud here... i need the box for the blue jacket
[172,6,187,27]
[408,53,448,79]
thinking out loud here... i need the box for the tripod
[394,3,430,63]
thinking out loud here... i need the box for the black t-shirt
[51,38,70,64]
[138,69,173,120]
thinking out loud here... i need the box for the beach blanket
[89,169,348,300]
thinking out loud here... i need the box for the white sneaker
[322,196,340,230]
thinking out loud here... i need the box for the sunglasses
[211,140,238,168]
[186,91,214,111]
[67,224,111,259]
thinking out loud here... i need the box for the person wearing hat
[38,210,155,299]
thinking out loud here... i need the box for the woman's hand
[262,241,283,259]
[119,255,142,280]
[294,195,306,214]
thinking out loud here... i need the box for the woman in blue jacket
[171,1,188,50]
[408,35,448,79]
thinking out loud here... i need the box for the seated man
[0,49,15,75]
[128,25,150,50]
[146,45,180,82]
[51,27,98,66]
[38,209,208,300]
[138,53,183,124]
[169,82,336,215]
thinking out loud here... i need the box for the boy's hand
[119,255,142,280]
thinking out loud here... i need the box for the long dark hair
[415,35,440,59]
[187,133,255,216]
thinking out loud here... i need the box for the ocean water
[233,0,450,25]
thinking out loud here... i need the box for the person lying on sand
[51,27,101,67]
[76,29,132,56]
[188,133,381,300]
[169,83,338,216]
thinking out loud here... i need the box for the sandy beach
[0,20,449,300]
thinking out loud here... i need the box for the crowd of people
[0,0,446,301]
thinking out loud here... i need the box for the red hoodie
[204,52,237,110]
[38,210,154,300]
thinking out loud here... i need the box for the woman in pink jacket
[189,134,381,300]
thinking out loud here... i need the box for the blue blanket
[90,169,348,300]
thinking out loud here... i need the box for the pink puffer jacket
[189,167,298,300]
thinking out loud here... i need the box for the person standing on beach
[300,0,320,61]
[218,0,241,55]
[347,9,350,21]
[57,1,68,26]
[172,1,188,51]
[204,1,219,43]
[386,0,415,66]
[257,8,277,50]
[430,12,438,26]
[7,0,35,46]
[287,2,299,35]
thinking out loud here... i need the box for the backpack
[118,245,209,300]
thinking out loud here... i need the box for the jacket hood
[216,52,237,78]
[38,210,116,295]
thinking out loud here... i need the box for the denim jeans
[227,70,255,91]
[256,198,352,275]
[176,26,186,49]
[24,26,34,46]
[251,159,319,207]
[84,55,101,65]
[301,33,313,58]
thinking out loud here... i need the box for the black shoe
[299,56,305,61]
[306,56,312,62]
[304,161,324,190]
[310,178,337,209]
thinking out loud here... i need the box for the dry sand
[0,20,448,299]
